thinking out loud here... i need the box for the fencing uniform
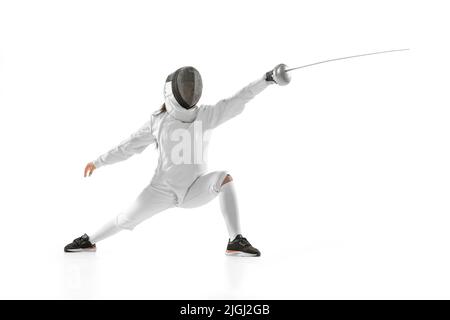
[88,75,271,244]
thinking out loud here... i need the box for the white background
[0,0,449,299]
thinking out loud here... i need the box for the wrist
[93,159,102,169]
[265,70,275,83]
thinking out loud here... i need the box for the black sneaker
[64,234,96,253]
[226,234,261,257]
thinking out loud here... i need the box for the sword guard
[272,64,291,86]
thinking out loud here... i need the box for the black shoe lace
[74,235,88,246]
[238,237,250,247]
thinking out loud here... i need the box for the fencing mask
[164,66,202,122]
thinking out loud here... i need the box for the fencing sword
[272,48,410,85]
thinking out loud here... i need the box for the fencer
[64,65,290,256]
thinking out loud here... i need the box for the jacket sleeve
[93,120,155,168]
[196,76,271,130]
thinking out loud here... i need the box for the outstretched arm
[196,75,272,130]
[92,120,155,169]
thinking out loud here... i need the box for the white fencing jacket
[93,76,271,203]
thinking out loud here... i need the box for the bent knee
[221,174,233,186]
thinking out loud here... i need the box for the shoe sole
[64,247,97,253]
[225,250,260,257]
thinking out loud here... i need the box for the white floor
[2,201,450,299]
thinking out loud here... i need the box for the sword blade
[285,48,409,72]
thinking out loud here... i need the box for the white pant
[118,171,228,229]
[89,171,240,243]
